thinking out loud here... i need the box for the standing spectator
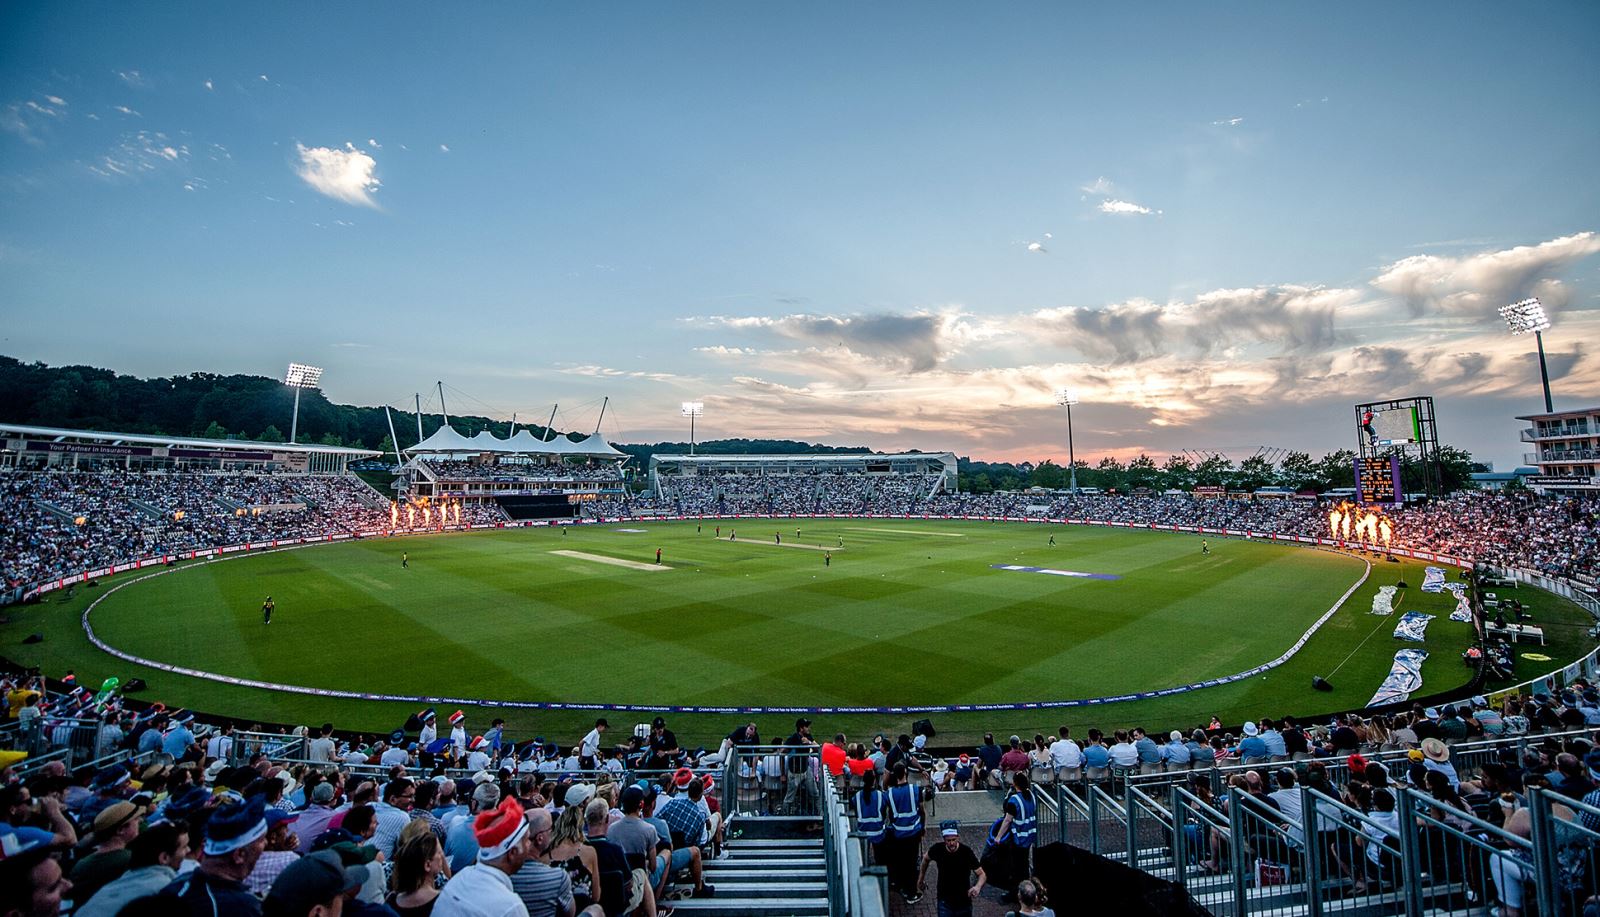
[884,763,926,902]
[207,723,236,761]
[307,725,336,765]
[783,718,819,815]
[916,820,986,916]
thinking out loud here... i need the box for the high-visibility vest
[1008,790,1037,847]
[888,783,922,838]
[853,788,887,843]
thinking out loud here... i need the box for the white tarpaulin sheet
[1421,566,1447,593]
[1369,649,1429,706]
[1394,611,1435,642]
[1444,582,1473,622]
[1372,584,1397,616]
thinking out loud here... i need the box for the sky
[2,2,1598,469]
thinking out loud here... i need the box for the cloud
[86,131,191,180]
[43,95,66,107]
[1211,117,1244,127]
[293,142,381,208]
[367,138,381,149]
[1372,232,1600,319]
[117,70,147,88]
[1098,199,1154,215]
[439,144,450,153]
[696,311,982,372]
[560,364,683,383]
[1080,176,1115,195]
[203,79,213,91]
[1033,285,1358,364]
[259,74,270,82]
[112,105,140,117]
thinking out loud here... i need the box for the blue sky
[3,2,1597,467]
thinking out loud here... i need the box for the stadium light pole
[1499,298,1553,412]
[681,402,704,455]
[1056,389,1079,494]
[284,363,324,444]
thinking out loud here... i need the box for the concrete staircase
[670,817,830,917]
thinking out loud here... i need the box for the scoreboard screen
[1355,456,1403,504]
[1363,405,1422,446]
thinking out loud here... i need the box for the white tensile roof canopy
[406,425,626,459]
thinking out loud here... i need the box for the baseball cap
[939,819,959,838]
[564,784,595,808]
[0,823,58,861]
[267,849,369,916]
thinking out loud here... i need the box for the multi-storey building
[1518,406,1600,494]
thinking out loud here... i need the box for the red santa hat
[473,796,528,861]
[672,767,695,789]
[449,710,465,726]
[469,736,488,751]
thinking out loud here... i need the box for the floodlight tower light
[1499,298,1553,412]
[284,363,324,444]
[681,401,704,455]
[1056,389,1079,494]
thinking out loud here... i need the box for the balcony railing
[1522,424,1593,441]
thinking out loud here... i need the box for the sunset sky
[3,2,1597,468]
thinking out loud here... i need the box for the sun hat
[1242,721,1259,737]
[472,770,496,785]
[1423,707,1440,719]
[266,850,369,916]
[1421,738,1450,763]
[92,801,140,837]
[473,796,528,861]
[472,783,500,808]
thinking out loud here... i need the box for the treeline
[957,448,1479,495]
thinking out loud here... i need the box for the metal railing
[1083,776,1592,917]
[820,767,889,917]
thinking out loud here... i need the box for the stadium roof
[0,422,379,457]
[407,425,627,458]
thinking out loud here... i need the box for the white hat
[1242,721,1259,736]
[1424,707,1440,719]
[204,760,228,783]
[912,735,926,749]
[564,783,595,808]
[1170,731,1184,742]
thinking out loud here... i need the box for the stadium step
[672,821,830,917]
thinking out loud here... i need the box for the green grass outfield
[2,520,1593,747]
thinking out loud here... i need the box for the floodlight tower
[1056,389,1079,494]
[284,363,324,444]
[681,402,704,455]
[1499,298,1553,412]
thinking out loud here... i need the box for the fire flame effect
[390,498,464,532]
[1327,501,1393,551]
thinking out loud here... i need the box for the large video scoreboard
[1355,455,1402,504]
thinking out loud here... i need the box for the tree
[1029,460,1066,489]
[1314,450,1356,488]
[1437,445,1477,493]
[1194,455,1233,486]
[201,421,227,440]
[1279,450,1315,489]
[1127,454,1159,489]
[257,425,284,443]
[1160,454,1194,490]
[1236,455,1275,489]
[319,432,344,447]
